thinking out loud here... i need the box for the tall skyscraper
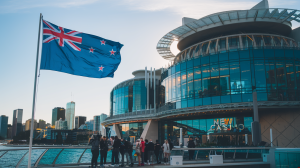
[75,116,86,129]
[25,119,37,131]
[66,102,75,129]
[52,107,65,126]
[38,119,46,129]
[100,113,108,124]
[93,115,100,132]
[12,109,23,137]
[0,115,8,139]
[7,124,12,139]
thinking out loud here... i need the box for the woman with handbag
[135,139,141,166]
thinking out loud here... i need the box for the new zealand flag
[40,20,123,78]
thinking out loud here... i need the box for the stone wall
[260,108,300,147]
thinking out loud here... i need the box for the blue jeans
[112,148,120,164]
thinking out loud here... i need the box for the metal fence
[0,146,273,167]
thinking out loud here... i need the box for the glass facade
[160,116,253,146]
[118,122,147,143]
[66,102,75,129]
[161,48,300,107]
[110,78,161,116]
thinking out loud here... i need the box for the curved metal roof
[157,8,300,61]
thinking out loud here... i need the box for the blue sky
[1,0,300,125]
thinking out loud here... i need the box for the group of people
[135,138,174,166]
[89,134,175,167]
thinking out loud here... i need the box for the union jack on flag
[43,20,82,51]
[40,19,123,79]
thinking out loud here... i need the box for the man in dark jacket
[187,137,196,160]
[144,139,149,165]
[112,136,121,166]
[100,136,108,167]
[120,138,126,167]
[148,139,155,165]
[124,138,134,167]
[154,140,161,164]
[89,134,100,168]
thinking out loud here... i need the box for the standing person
[148,139,155,165]
[89,134,100,168]
[110,136,115,166]
[187,137,196,160]
[135,139,141,166]
[144,139,149,165]
[100,136,108,167]
[120,138,125,167]
[154,140,161,164]
[140,137,145,166]
[168,138,174,151]
[162,140,171,165]
[112,136,121,166]
[124,137,134,167]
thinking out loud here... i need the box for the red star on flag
[100,40,106,45]
[110,49,116,55]
[89,47,95,53]
[99,65,104,71]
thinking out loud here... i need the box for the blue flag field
[40,20,123,78]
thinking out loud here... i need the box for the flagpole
[28,13,43,168]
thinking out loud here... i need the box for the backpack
[135,143,140,154]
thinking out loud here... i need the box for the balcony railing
[0,146,279,167]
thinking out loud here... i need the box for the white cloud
[118,0,258,18]
[0,0,99,13]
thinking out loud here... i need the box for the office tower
[7,124,12,139]
[38,119,46,129]
[55,118,68,130]
[75,116,86,129]
[25,119,37,131]
[12,109,23,137]
[100,113,108,124]
[52,107,65,126]
[66,102,75,129]
[93,115,100,132]
[0,115,8,139]
[22,124,25,132]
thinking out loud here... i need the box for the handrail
[52,149,64,165]
[34,149,48,167]
[0,151,8,158]
[172,147,272,150]
[15,151,29,168]
[77,148,88,164]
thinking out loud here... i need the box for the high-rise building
[0,115,8,139]
[12,109,23,137]
[93,115,100,132]
[52,107,65,126]
[100,114,108,124]
[66,102,75,129]
[38,119,46,129]
[7,124,12,139]
[75,116,86,129]
[25,119,37,131]
[55,118,68,130]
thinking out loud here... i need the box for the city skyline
[1,0,300,126]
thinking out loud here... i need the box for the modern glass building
[52,107,65,126]
[75,116,86,129]
[103,0,300,147]
[12,109,23,137]
[66,102,75,129]
[0,115,8,139]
